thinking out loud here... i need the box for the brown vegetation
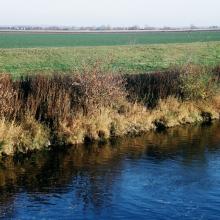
[0,63,220,156]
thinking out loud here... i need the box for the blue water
[1,123,220,219]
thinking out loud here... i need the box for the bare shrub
[71,62,127,115]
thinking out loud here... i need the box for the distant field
[0,31,220,48]
[0,41,220,75]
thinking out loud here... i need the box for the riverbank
[1,120,220,219]
[0,64,220,156]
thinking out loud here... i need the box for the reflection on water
[1,123,220,219]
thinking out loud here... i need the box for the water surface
[1,123,220,219]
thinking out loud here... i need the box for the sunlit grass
[0,41,220,76]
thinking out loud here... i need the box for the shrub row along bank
[0,64,220,156]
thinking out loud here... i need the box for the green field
[0,31,220,48]
[0,31,220,75]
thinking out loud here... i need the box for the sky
[1,0,220,27]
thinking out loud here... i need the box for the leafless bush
[71,63,127,114]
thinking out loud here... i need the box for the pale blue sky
[1,0,219,27]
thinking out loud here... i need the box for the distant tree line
[0,25,219,31]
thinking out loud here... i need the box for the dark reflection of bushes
[1,122,220,216]
[144,122,220,163]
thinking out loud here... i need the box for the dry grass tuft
[154,97,203,127]
[0,117,50,156]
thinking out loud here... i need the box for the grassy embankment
[0,41,220,76]
[0,63,220,156]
